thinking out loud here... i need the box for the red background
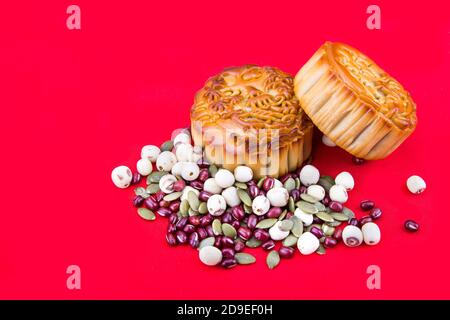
[0,0,449,299]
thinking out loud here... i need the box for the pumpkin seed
[314,202,326,212]
[331,212,350,222]
[244,204,253,214]
[134,187,146,196]
[222,223,237,238]
[282,234,298,247]
[146,183,160,194]
[283,178,296,192]
[160,140,174,152]
[278,209,288,221]
[319,236,326,243]
[288,197,295,212]
[255,218,278,229]
[180,200,190,216]
[208,164,218,177]
[298,201,318,214]
[290,216,303,237]
[300,193,318,203]
[237,189,252,206]
[246,237,262,248]
[306,224,321,232]
[187,191,199,211]
[342,207,356,219]
[198,202,208,214]
[294,177,301,189]
[147,171,168,184]
[137,208,155,221]
[234,182,247,190]
[188,208,198,216]
[322,224,335,236]
[257,176,266,188]
[163,191,182,202]
[326,220,342,227]
[235,253,256,265]
[266,250,280,269]
[198,237,215,249]
[212,219,222,235]
[141,193,151,199]
[279,220,294,231]
[316,212,334,222]
[318,175,335,192]
[316,244,326,255]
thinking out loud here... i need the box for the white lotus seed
[342,225,363,247]
[203,178,223,194]
[294,208,313,226]
[141,145,161,162]
[207,194,227,216]
[335,171,355,191]
[199,246,222,266]
[234,165,253,183]
[322,135,336,147]
[175,143,194,162]
[156,151,177,172]
[297,232,320,255]
[214,169,235,188]
[171,161,186,177]
[159,174,177,194]
[136,158,153,176]
[269,221,290,241]
[266,187,289,207]
[329,184,348,203]
[111,165,133,189]
[306,184,325,201]
[181,162,200,181]
[221,186,241,207]
[252,195,271,216]
[406,175,426,194]
[190,145,203,163]
[362,222,381,246]
[299,165,320,186]
[173,132,191,147]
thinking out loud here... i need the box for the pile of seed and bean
[111,130,424,269]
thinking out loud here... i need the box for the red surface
[0,0,449,299]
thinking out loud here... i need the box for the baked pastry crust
[294,41,417,159]
[191,65,313,178]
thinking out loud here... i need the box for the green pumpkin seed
[198,202,208,214]
[235,253,256,265]
[141,193,151,199]
[282,234,298,247]
[298,201,318,214]
[300,193,318,203]
[222,223,237,238]
[316,244,326,255]
[290,216,304,237]
[279,220,294,231]
[283,178,296,192]
[288,197,296,213]
[318,175,335,192]
[306,224,321,232]
[146,183,160,194]
[234,182,247,190]
[160,140,174,152]
[319,236,326,243]
[244,204,253,214]
[255,218,278,229]
[208,164,218,177]
[134,187,146,196]
[257,176,266,188]
[322,224,335,236]
[237,189,252,206]
[266,250,280,269]
[314,202,326,212]
[187,191,199,211]
[147,171,168,184]
[326,220,342,227]
[163,191,182,202]
[316,212,334,222]
[188,208,198,216]
[180,200,190,216]
[246,237,262,248]
[331,212,350,222]
[278,209,288,221]
[137,208,155,221]
[294,177,301,189]
[342,207,355,219]
[198,237,215,250]
[212,219,222,235]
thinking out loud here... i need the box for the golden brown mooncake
[191,65,313,178]
[294,41,417,160]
